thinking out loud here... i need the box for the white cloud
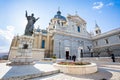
[7,26,15,32]
[0,26,15,52]
[106,2,114,6]
[93,2,104,10]
[0,26,15,42]
[0,46,8,53]
[0,46,6,50]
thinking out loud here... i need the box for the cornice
[53,29,91,40]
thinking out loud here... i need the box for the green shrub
[58,62,90,65]
[52,56,56,59]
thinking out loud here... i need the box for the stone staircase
[1,70,60,80]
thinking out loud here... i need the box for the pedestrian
[72,55,76,62]
[111,53,115,62]
[72,55,74,60]
[69,56,71,60]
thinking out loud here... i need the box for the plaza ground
[0,58,120,80]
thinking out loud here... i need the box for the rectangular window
[105,39,109,44]
[77,26,80,32]
[41,40,45,48]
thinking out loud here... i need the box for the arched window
[77,26,80,32]
[41,40,45,48]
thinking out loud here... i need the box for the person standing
[72,55,76,62]
[111,53,115,62]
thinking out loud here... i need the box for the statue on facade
[24,10,39,36]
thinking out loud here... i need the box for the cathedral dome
[54,10,66,21]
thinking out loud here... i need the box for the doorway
[66,51,69,59]
[81,49,83,57]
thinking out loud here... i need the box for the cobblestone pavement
[31,63,120,80]
[0,61,120,80]
[100,67,120,80]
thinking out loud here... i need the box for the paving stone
[0,61,58,79]
[0,61,120,80]
[30,62,120,80]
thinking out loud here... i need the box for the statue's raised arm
[26,10,28,17]
[36,17,39,21]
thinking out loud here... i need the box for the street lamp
[87,46,93,57]
[81,41,84,58]
[59,40,61,58]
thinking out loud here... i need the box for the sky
[0,0,120,53]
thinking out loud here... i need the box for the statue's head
[31,13,34,17]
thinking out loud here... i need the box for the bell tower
[95,21,101,35]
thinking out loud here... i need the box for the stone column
[38,34,42,49]
[33,34,37,48]
[36,34,39,49]
[46,34,50,50]
[50,38,53,54]
[13,37,17,47]
[11,38,15,47]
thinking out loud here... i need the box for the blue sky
[0,0,120,52]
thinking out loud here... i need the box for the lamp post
[87,46,93,57]
[90,46,93,57]
[81,41,84,58]
[59,40,61,58]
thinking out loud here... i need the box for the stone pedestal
[9,35,34,65]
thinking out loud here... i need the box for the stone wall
[9,47,45,61]
[53,33,93,58]
[32,49,45,60]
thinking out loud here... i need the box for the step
[1,70,60,80]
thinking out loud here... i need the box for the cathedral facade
[9,10,120,60]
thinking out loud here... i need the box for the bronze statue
[24,10,39,36]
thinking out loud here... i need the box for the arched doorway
[66,51,69,59]
[78,47,83,59]
[65,47,70,59]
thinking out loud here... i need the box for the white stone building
[9,10,120,60]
